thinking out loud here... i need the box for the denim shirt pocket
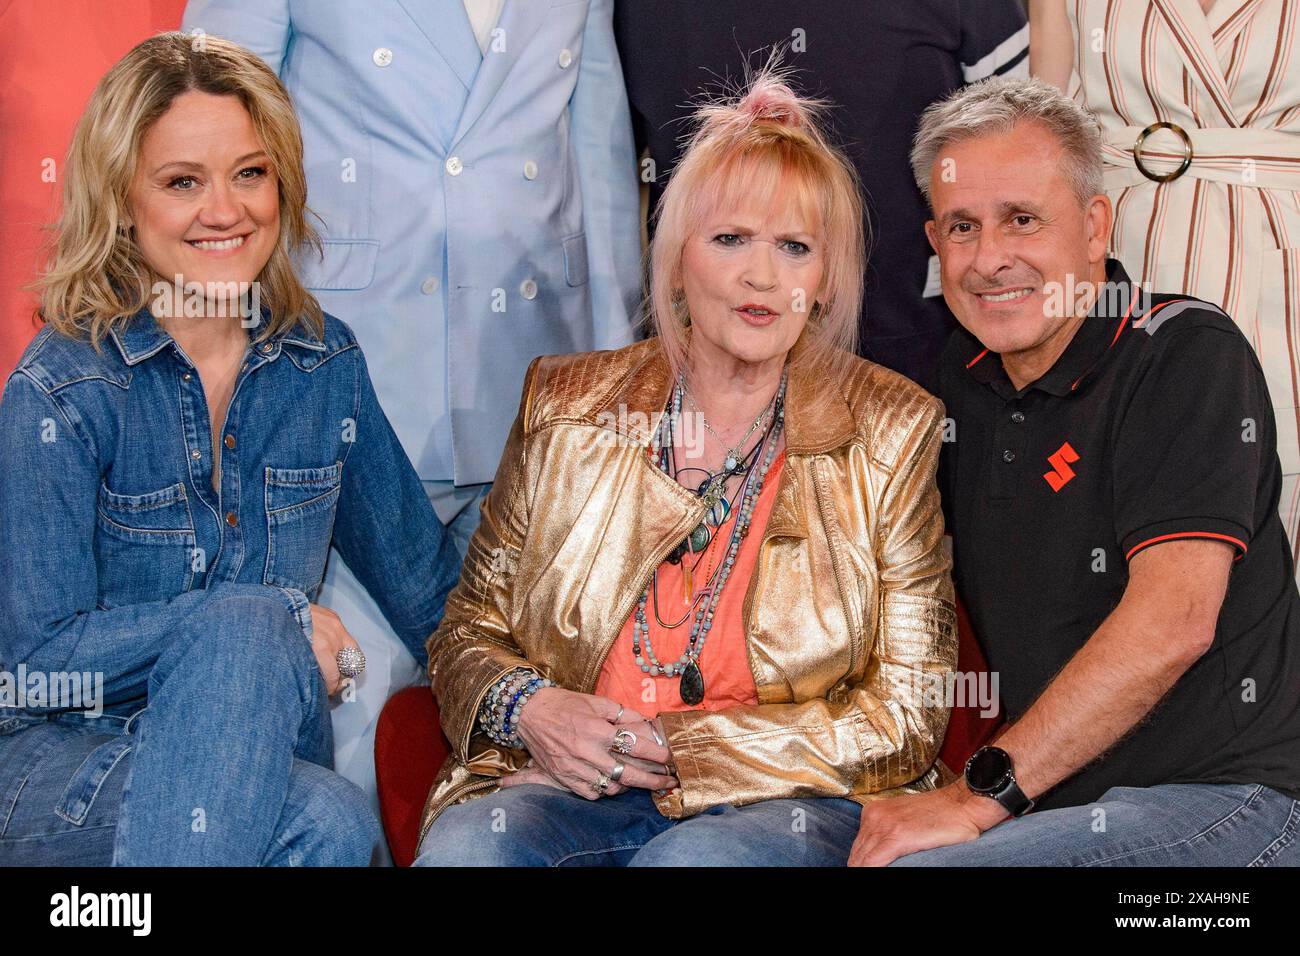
[263,461,343,597]
[94,481,196,609]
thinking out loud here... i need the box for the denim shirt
[0,307,460,718]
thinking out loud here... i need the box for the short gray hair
[910,76,1103,207]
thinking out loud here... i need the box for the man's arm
[182,0,292,75]
[851,538,1231,864]
[954,538,1231,827]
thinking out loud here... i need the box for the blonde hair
[647,60,865,383]
[36,31,322,348]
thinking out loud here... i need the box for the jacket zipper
[420,777,498,844]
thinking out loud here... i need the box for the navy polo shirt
[938,258,1300,811]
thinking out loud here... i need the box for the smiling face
[126,90,280,309]
[679,172,825,377]
[924,120,1111,376]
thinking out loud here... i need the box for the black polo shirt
[938,258,1300,811]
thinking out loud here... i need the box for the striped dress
[1067,0,1300,568]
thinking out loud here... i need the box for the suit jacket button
[520,279,538,300]
[445,156,463,176]
[372,47,393,67]
[558,48,573,69]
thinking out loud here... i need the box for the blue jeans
[413,784,863,866]
[0,591,379,865]
[890,783,1300,866]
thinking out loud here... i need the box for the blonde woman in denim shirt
[0,34,460,865]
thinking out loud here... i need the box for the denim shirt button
[191,449,201,460]
[225,512,238,527]
[224,434,236,450]
[182,372,192,381]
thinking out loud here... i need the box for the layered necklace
[634,367,788,705]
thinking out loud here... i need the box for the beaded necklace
[635,368,788,705]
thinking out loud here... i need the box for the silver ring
[614,705,624,722]
[648,721,665,748]
[610,761,625,783]
[611,729,637,754]
[335,646,366,678]
[591,773,611,793]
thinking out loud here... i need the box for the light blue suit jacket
[182,0,642,484]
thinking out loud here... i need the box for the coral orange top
[595,449,786,717]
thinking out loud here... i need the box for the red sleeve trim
[1125,531,1248,562]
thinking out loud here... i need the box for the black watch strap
[989,774,1035,817]
[964,746,1036,817]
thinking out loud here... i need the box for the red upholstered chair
[374,684,451,867]
[375,595,1002,866]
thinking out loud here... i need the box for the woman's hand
[513,687,677,798]
[306,603,361,696]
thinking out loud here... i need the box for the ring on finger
[611,729,636,754]
[610,760,625,783]
[647,721,665,748]
[591,773,611,794]
[335,645,366,678]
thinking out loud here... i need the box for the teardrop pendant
[679,659,705,705]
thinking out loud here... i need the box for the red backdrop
[0,0,187,379]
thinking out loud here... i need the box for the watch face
[966,747,1011,792]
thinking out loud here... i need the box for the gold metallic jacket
[418,333,957,846]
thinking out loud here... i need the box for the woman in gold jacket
[414,68,958,866]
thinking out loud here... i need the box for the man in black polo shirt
[849,77,1300,867]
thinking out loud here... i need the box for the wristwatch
[964,745,1035,817]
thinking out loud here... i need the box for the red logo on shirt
[1044,442,1080,492]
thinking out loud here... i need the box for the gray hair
[910,76,1103,207]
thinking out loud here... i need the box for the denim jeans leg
[413,784,675,866]
[890,783,1300,866]
[628,797,864,866]
[260,758,379,866]
[111,591,351,865]
[0,723,131,866]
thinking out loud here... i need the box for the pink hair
[644,59,866,384]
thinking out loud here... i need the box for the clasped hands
[501,686,678,798]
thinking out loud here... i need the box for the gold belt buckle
[1133,121,1193,182]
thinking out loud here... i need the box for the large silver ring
[610,761,625,783]
[335,646,366,678]
[591,773,611,794]
[648,722,666,748]
[611,729,637,754]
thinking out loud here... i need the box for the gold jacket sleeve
[426,358,541,763]
[654,399,957,817]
